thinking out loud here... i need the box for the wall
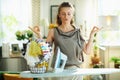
[39,0,98,39]
[32,0,40,26]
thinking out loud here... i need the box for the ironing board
[20,68,120,80]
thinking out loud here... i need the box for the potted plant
[110,56,120,68]
[15,30,33,55]
[15,30,33,41]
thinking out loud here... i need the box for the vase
[22,43,27,56]
[114,63,120,68]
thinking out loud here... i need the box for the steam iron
[53,47,67,73]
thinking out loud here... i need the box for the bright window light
[0,0,32,44]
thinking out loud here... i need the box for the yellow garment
[29,41,42,57]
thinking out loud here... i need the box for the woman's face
[59,7,74,24]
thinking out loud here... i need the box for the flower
[49,24,57,29]
[15,30,33,40]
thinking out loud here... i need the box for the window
[97,0,120,46]
[0,0,32,45]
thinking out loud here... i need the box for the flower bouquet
[49,24,57,29]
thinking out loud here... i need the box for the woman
[30,2,100,80]
[46,2,100,80]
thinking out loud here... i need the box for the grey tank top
[54,27,85,66]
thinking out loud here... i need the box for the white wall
[40,0,98,37]
[75,0,98,39]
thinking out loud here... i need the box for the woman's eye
[62,13,66,15]
[68,13,71,16]
[61,12,72,16]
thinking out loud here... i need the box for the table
[20,68,120,80]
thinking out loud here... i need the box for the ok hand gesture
[90,26,102,38]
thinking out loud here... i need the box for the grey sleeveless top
[54,27,85,66]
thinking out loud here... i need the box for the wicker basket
[30,66,46,74]
[29,61,48,74]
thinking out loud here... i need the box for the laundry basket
[29,61,48,74]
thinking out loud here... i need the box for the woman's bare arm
[83,26,101,55]
[46,28,54,44]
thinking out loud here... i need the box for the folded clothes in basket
[24,39,52,68]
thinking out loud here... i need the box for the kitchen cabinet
[0,57,28,71]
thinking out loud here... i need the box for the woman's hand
[28,26,40,35]
[84,26,102,54]
[90,26,101,39]
[28,26,42,39]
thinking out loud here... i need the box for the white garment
[24,43,39,67]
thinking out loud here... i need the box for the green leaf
[110,57,120,63]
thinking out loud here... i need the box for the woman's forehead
[60,7,74,13]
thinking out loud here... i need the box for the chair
[4,73,33,80]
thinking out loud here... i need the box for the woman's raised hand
[28,26,40,34]
[28,26,42,39]
[90,26,102,38]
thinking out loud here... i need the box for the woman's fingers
[92,26,101,33]
[90,26,102,38]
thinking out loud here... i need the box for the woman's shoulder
[48,27,59,37]
[49,27,58,32]
[48,28,54,34]
[46,28,56,42]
